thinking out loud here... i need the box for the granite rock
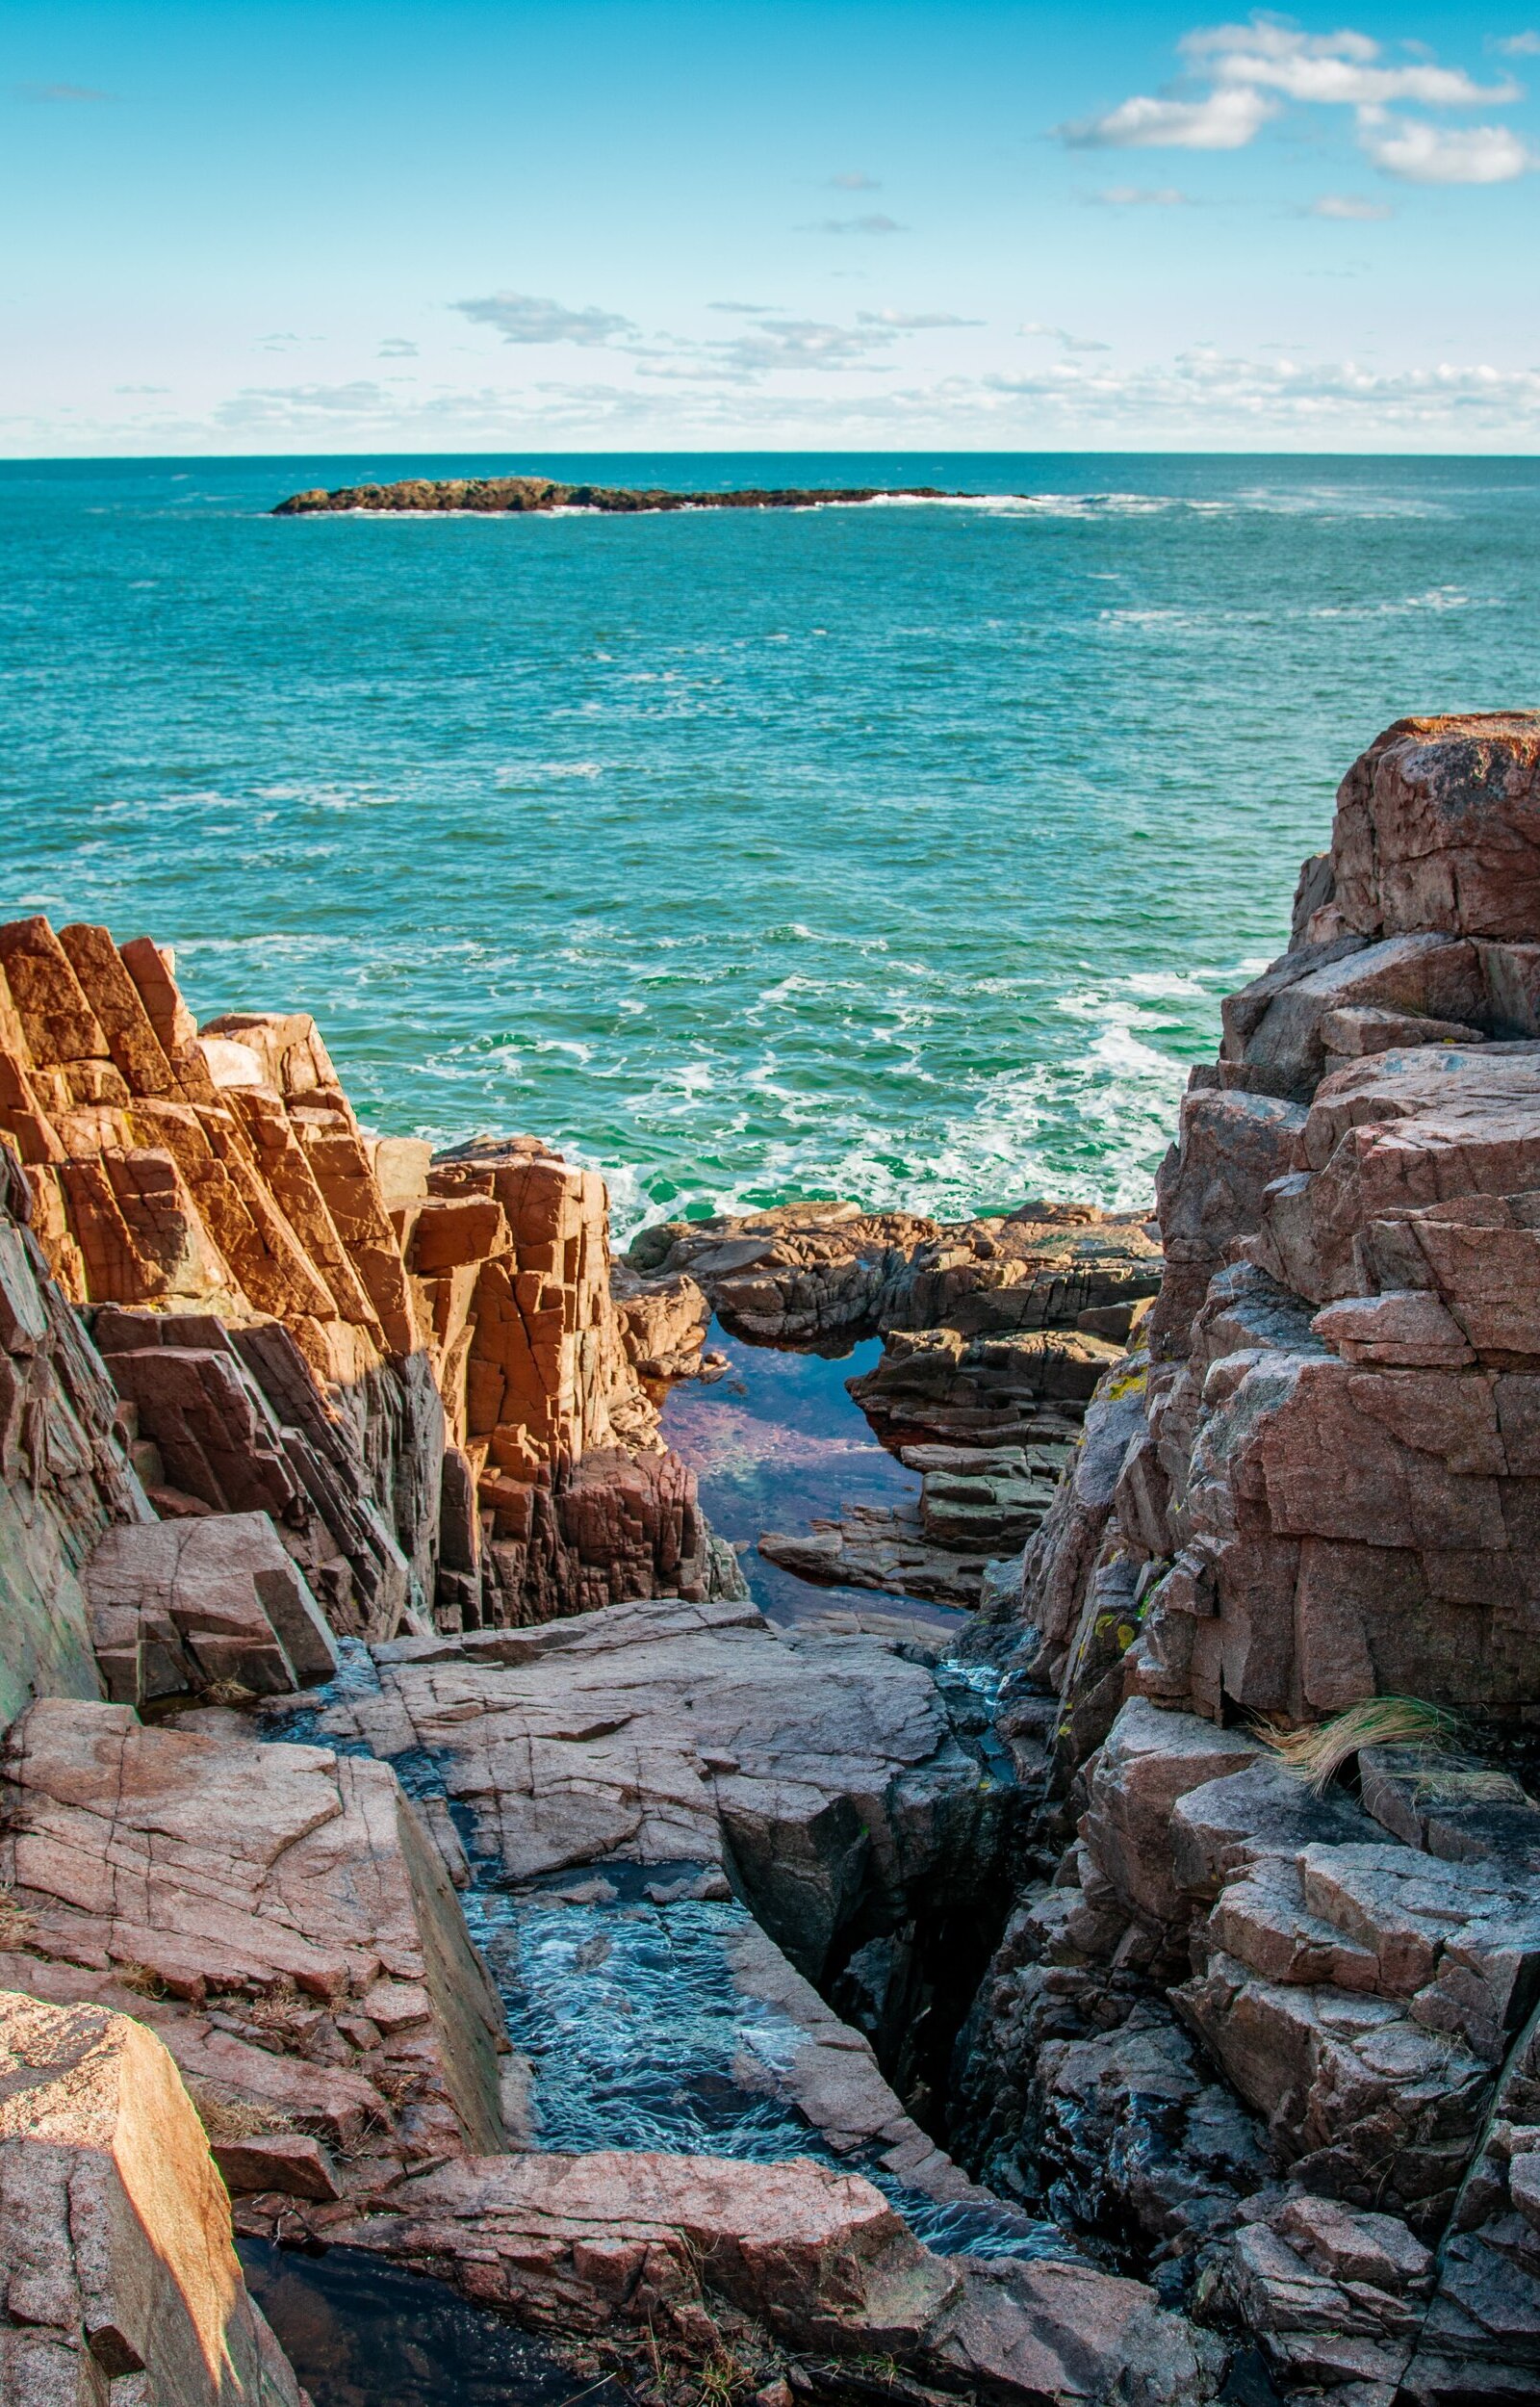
[0,1986,308,2406]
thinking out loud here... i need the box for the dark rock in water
[238,2238,629,2407]
[273,476,957,517]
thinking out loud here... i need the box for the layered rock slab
[322,2146,1220,2404]
[293,1593,1003,1989]
[0,1701,511,2189]
[0,1986,307,2406]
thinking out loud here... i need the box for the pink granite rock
[0,1987,308,2406]
[1331,712,1540,942]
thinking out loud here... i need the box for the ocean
[4,450,1537,1236]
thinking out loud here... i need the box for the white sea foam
[495,761,604,787]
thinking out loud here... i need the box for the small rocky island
[4,712,1540,2406]
[273,474,955,516]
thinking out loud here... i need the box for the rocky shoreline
[272,476,957,517]
[4,709,1540,2405]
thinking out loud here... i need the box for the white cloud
[1494,31,1540,57]
[216,381,395,428]
[1361,117,1537,181]
[1184,20,1515,107]
[454,292,635,345]
[856,309,981,327]
[1058,85,1275,149]
[34,333,1540,455]
[829,171,881,190]
[1307,193,1393,217]
[808,213,905,234]
[1020,323,1111,351]
[1089,185,1194,205]
[13,81,113,101]
[1056,13,1528,175]
[377,337,418,357]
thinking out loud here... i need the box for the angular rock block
[85,1511,338,1703]
[1332,712,1540,943]
[322,1593,999,1987]
[850,1324,1123,1447]
[323,2147,1220,2401]
[0,1987,306,2406]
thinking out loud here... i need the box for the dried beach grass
[1257,1695,1463,1794]
[0,1881,36,1952]
[187,2081,295,2144]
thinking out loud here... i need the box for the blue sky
[6,1,1540,452]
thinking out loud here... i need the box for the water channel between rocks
[253,1319,1050,2401]
[660,1318,968,1640]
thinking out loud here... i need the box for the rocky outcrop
[0,1987,307,2405]
[949,712,1540,2396]
[0,1699,513,2187]
[0,917,732,1641]
[632,1198,1161,1354]
[273,477,956,517]
[323,2146,1219,2404]
[0,1145,152,1727]
[0,1641,1222,2401]
[659,1200,1160,1613]
[284,1593,1007,2024]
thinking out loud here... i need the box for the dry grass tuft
[187,2081,295,2144]
[199,1679,258,1709]
[0,1882,37,1953]
[694,2351,759,2407]
[113,1957,170,1999]
[1257,1696,1463,1795]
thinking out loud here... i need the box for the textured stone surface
[299,1594,1003,1988]
[0,1986,307,2406]
[0,1146,151,1727]
[85,1511,338,1704]
[1331,712,1540,942]
[0,917,733,1641]
[321,2145,1219,2403]
[0,1700,511,2187]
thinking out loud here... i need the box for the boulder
[0,1987,307,2405]
[85,1512,338,1704]
[1331,712,1540,942]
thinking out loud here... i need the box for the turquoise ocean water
[4,452,1537,1235]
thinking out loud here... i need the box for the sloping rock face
[0,1699,512,2187]
[0,1987,306,2405]
[0,917,732,1639]
[951,713,1540,2397]
[290,1594,1010,2072]
[0,1145,153,1727]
